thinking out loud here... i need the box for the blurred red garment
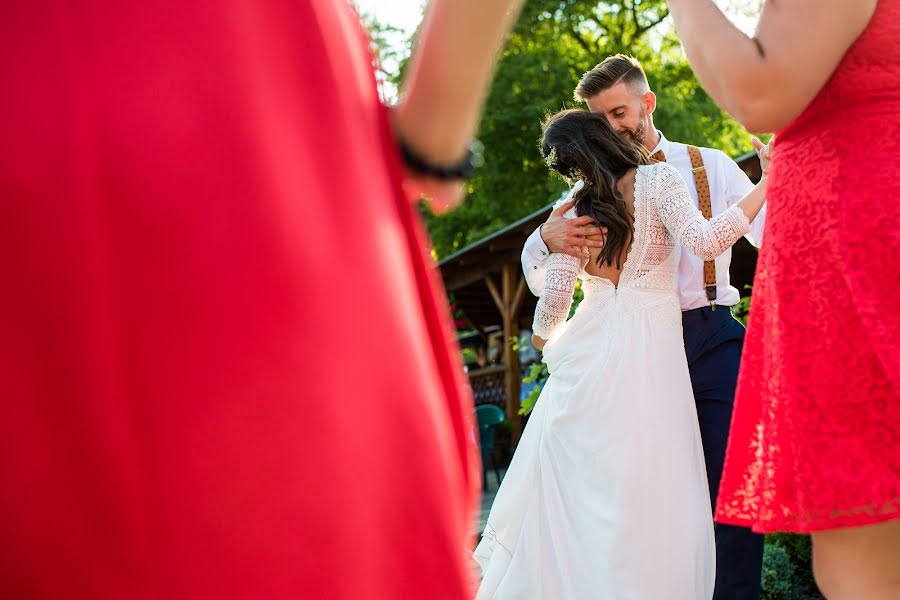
[0,1,478,597]
[716,0,900,534]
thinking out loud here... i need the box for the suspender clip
[706,285,718,311]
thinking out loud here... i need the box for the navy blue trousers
[683,306,764,600]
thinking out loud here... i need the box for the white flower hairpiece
[544,146,558,169]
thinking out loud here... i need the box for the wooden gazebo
[440,207,549,443]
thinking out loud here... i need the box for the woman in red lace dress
[0,0,522,597]
[669,1,900,598]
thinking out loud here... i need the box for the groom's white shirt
[522,130,767,310]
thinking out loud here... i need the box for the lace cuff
[532,252,582,340]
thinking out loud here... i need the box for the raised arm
[667,0,877,132]
[391,0,525,211]
[654,163,763,261]
[531,253,584,347]
[719,148,766,247]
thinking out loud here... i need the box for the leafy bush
[519,362,548,415]
[761,542,801,600]
[766,533,817,597]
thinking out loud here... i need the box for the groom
[522,54,767,600]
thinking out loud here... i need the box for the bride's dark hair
[540,109,649,268]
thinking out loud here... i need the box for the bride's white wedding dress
[473,162,753,600]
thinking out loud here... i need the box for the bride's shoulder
[640,161,679,178]
[639,163,683,191]
[551,180,584,219]
[551,197,579,219]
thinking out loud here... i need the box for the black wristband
[396,137,484,180]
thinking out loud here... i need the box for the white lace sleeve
[532,252,582,340]
[653,163,752,261]
[521,180,586,296]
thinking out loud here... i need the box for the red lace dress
[715,0,900,533]
[0,1,477,597]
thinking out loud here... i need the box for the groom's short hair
[574,54,650,102]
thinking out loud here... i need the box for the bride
[473,109,767,599]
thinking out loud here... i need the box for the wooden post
[484,263,526,446]
[502,263,523,445]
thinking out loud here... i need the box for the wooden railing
[467,365,507,407]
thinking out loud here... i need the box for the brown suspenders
[686,146,718,310]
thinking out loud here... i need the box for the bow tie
[650,150,666,162]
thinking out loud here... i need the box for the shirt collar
[648,129,669,157]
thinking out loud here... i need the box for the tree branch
[633,7,670,42]
[617,1,630,44]
[566,27,596,55]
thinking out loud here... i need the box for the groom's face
[584,82,650,146]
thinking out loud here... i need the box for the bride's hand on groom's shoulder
[540,199,607,258]
[531,333,546,351]
[751,135,775,177]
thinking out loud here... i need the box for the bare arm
[734,179,767,225]
[391,0,524,211]
[667,0,877,132]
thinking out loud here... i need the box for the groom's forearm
[522,227,549,297]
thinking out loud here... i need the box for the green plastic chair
[476,404,506,489]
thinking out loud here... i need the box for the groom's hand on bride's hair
[540,199,607,258]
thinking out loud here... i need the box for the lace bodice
[532,163,751,340]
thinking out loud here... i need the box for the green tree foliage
[357,11,411,101]
[417,0,755,257]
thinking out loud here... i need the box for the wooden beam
[460,310,487,341]
[484,276,507,320]
[501,263,513,307]
[509,274,527,321]
[443,251,517,291]
[487,238,527,252]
